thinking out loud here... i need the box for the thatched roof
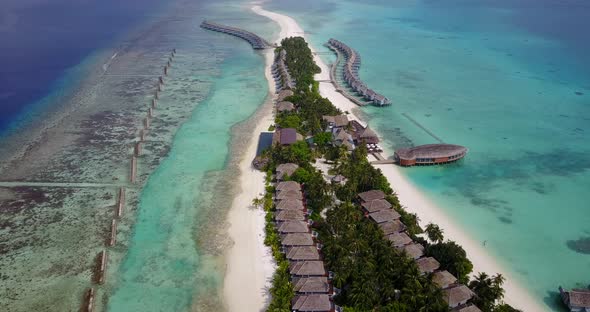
[361,199,392,213]
[277,189,302,200]
[416,257,440,274]
[274,128,303,145]
[290,261,326,276]
[277,101,295,112]
[369,209,401,224]
[565,289,590,308]
[387,232,412,247]
[443,285,474,308]
[400,243,425,260]
[432,270,457,289]
[359,127,378,139]
[292,294,332,312]
[277,89,294,101]
[278,221,309,233]
[395,144,468,161]
[276,163,298,180]
[334,129,351,142]
[275,209,306,222]
[358,190,386,202]
[276,181,301,191]
[293,277,330,294]
[453,304,482,312]
[281,233,314,246]
[379,220,407,235]
[276,199,304,210]
[323,115,349,127]
[286,246,321,261]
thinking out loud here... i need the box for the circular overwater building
[394,144,467,166]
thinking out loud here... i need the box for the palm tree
[251,197,264,210]
[425,223,444,243]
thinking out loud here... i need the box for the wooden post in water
[164,66,168,76]
[159,76,164,85]
[109,219,117,246]
[117,187,125,217]
[144,117,150,129]
[140,129,146,141]
[152,98,157,108]
[155,90,159,100]
[96,250,107,284]
[148,107,153,118]
[134,141,142,157]
[157,83,162,92]
[83,288,95,312]
[130,156,137,184]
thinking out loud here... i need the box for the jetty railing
[200,21,274,50]
[327,38,391,107]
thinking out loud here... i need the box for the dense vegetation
[261,37,518,312]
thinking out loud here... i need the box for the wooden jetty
[327,39,391,106]
[200,21,274,49]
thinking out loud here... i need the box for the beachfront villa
[277,101,295,113]
[416,257,441,275]
[394,144,468,166]
[277,89,294,102]
[432,270,458,289]
[276,163,299,180]
[559,286,590,312]
[322,115,349,129]
[332,128,355,151]
[443,285,475,309]
[273,128,304,146]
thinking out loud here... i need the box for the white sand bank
[251,4,546,312]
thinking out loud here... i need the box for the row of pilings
[81,48,177,312]
[327,39,391,106]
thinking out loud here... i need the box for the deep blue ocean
[0,0,164,133]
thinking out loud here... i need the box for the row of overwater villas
[328,38,391,106]
[200,21,272,49]
[274,163,339,312]
[272,49,296,90]
[357,189,482,312]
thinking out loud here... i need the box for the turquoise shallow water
[267,0,590,310]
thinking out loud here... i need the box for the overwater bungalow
[358,190,386,202]
[292,294,333,312]
[394,144,468,166]
[282,233,315,246]
[293,277,331,294]
[276,199,305,211]
[276,181,301,191]
[290,261,327,277]
[277,101,295,113]
[387,232,413,248]
[399,243,425,260]
[273,128,304,146]
[453,304,482,312]
[368,209,401,224]
[275,209,306,222]
[378,220,407,235]
[278,221,309,234]
[432,270,458,289]
[286,246,321,261]
[559,286,590,312]
[276,163,299,180]
[443,285,475,309]
[361,199,392,213]
[416,257,441,275]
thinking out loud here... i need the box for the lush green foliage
[425,223,444,243]
[426,241,473,284]
[280,37,321,89]
[468,272,516,312]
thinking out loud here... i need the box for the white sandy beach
[249,4,547,312]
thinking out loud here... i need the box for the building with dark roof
[273,128,303,146]
[416,257,441,275]
[293,277,331,294]
[292,294,332,312]
[394,144,467,166]
[443,285,474,308]
[368,209,401,224]
[290,261,326,277]
[282,233,315,246]
[559,286,590,312]
[432,270,458,289]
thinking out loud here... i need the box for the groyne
[200,21,274,49]
[327,39,391,107]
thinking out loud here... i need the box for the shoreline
[250,5,546,312]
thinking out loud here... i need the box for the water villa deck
[394,144,468,166]
[200,21,274,49]
[327,39,391,107]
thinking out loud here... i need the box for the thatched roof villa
[290,261,326,277]
[559,286,590,312]
[394,144,467,166]
[416,257,441,275]
[399,243,425,260]
[277,189,303,200]
[432,270,458,289]
[281,233,315,246]
[361,199,392,213]
[291,294,332,312]
[277,101,295,112]
[276,163,298,180]
[278,221,309,234]
[378,220,407,235]
[322,115,349,128]
[277,89,294,101]
[387,232,412,248]
[368,209,401,224]
[273,128,304,146]
[443,285,475,308]
[275,209,306,222]
[286,246,321,261]
[276,181,301,191]
[358,190,386,202]
[453,304,483,312]
[293,277,331,294]
[276,199,304,211]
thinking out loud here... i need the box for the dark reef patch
[566,237,590,254]
[575,91,584,96]
[498,216,512,224]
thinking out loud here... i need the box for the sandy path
[250,4,546,312]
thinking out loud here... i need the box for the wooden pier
[200,21,275,49]
[327,39,391,106]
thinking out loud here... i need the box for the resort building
[273,128,304,146]
[361,199,392,214]
[416,257,441,275]
[277,101,295,113]
[290,261,326,277]
[278,221,309,234]
[276,181,301,191]
[356,127,379,144]
[293,277,331,294]
[387,232,412,248]
[394,144,468,166]
[275,209,306,222]
[379,220,407,235]
[292,294,333,312]
[453,304,483,312]
[277,89,294,102]
[281,233,315,247]
[559,286,590,312]
[432,270,458,289]
[358,189,386,202]
[368,209,401,224]
[286,246,321,261]
[443,285,475,309]
[276,199,305,211]
[399,243,425,260]
[323,115,349,129]
[332,128,355,151]
[276,163,298,180]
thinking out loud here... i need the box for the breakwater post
[117,187,125,217]
[109,219,117,246]
[164,66,168,76]
[152,98,157,108]
[94,250,107,285]
[82,288,95,312]
[140,129,146,141]
[144,117,150,129]
[130,156,137,184]
[148,107,153,118]
[134,141,142,157]
[159,76,164,85]
[155,90,159,100]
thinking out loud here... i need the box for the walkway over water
[327,39,391,107]
[200,21,274,49]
